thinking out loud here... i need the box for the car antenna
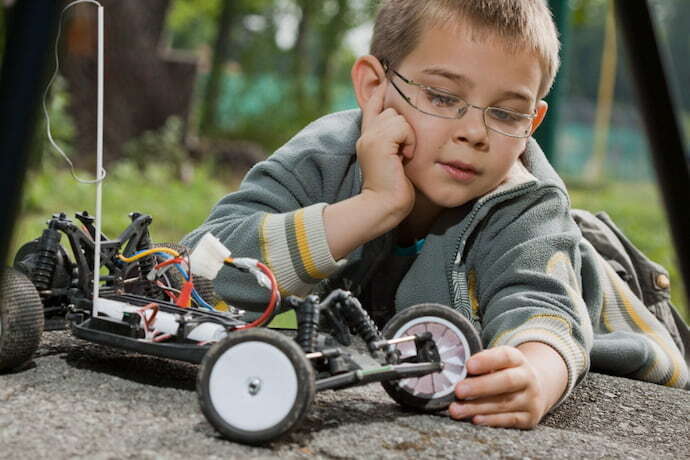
[42,0,106,305]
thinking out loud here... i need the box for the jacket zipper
[446,182,540,307]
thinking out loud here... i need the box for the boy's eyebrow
[421,67,475,89]
[421,66,533,103]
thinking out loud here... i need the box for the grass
[12,165,688,324]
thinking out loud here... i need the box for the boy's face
[382,23,546,209]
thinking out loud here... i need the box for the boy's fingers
[449,391,525,419]
[362,82,387,129]
[400,121,416,159]
[466,346,524,375]
[455,366,527,400]
[471,412,537,430]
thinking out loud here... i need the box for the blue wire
[138,250,216,311]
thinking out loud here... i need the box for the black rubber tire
[0,268,45,372]
[381,303,482,411]
[152,242,220,307]
[197,328,315,444]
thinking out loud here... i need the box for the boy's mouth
[439,161,478,182]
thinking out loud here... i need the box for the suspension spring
[33,227,61,291]
[135,230,157,297]
[339,292,384,350]
[295,295,321,353]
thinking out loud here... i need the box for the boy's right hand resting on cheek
[324,83,416,260]
[356,82,416,219]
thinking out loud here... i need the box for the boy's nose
[452,105,489,149]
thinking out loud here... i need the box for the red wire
[154,257,185,270]
[236,262,279,330]
[156,281,178,302]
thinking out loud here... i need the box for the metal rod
[93,4,105,305]
[614,0,690,303]
[386,335,418,346]
[306,335,417,359]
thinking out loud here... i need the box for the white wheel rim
[392,316,471,399]
[208,340,299,432]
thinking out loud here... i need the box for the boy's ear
[529,100,549,134]
[351,55,387,110]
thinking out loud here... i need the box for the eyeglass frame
[381,60,537,139]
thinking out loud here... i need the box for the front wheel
[197,328,315,444]
[381,303,482,411]
[0,268,45,372]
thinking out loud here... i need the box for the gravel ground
[0,330,688,459]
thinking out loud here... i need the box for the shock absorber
[334,290,385,353]
[294,295,320,353]
[32,224,62,291]
[132,213,157,297]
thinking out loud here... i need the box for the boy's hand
[356,82,416,219]
[448,343,567,429]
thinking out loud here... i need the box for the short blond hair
[370,0,560,98]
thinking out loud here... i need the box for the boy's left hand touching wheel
[448,343,567,429]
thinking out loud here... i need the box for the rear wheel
[0,268,45,372]
[381,303,482,411]
[197,328,315,444]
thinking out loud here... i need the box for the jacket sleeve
[466,186,594,407]
[181,147,355,311]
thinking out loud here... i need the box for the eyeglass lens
[406,84,532,137]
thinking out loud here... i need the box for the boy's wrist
[324,191,408,261]
[359,188,411,229]
[517,342,568,414]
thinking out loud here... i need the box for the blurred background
[1,0,688,319]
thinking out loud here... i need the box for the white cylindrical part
[151,311,180,336]
[187,322,228,342]
[94,297,131,321]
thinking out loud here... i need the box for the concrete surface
[0,331,688,459]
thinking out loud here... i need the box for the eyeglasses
[383,63,536,138]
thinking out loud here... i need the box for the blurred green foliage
[122,116,189,178]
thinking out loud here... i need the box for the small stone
[632,425,648,435]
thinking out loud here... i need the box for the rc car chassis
[1,211,482,444]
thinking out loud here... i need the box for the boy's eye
[487,107,521,123]
[424,89,460,108]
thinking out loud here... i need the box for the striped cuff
[490,314,589,409]
[260,203,345,296]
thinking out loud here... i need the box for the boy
[183,0,688,429]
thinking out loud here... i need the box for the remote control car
[1,211,482,444]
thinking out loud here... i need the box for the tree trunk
[316,0,349,113]
[293,1,314,116]
[60,0,198,169]
[584,2,617,184]
[199,0,236,136]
